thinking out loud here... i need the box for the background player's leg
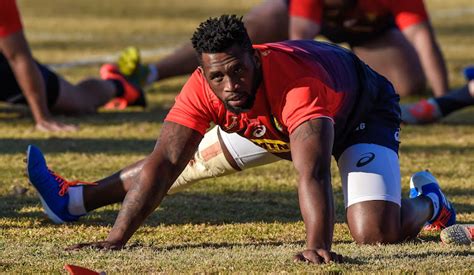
[52,76,116,115]
[352,29,426,97]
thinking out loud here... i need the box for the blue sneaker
[409,170,456,230]
[26,145,95,223]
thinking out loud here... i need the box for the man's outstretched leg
[52,64,146,114]
[26,127,280,223]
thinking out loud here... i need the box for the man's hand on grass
[293,248,343,264]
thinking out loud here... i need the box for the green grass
[1,0,473,273]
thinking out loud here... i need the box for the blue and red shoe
[26,145,96,223]
[400,99,441,125]
[409,170,456,231]
[100,63,146,110]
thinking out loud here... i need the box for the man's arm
[0,31,76,131]
[289,118,342,264]
[68,122,203,249]
[289,16,321,40]
[402,22,449,97]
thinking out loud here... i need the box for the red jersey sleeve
[164,70,213,136]
[0,0,23,38]
[387,0,429,30]
[289,0,323,25]
[282,77,343,134]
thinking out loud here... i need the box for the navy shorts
[0,54,60,108]
[333,121,400,161]
[333,79,401,160]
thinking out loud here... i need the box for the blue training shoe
[26,145,95,223]
[409,170,456,231]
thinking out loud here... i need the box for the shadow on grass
[0,187,347,228]
[125,240,364,264]
[376,250,473,260]
[0,104,170,127]
[0,137,155,155]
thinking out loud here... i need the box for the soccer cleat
[26,145,96,223]
[400,98,442,125]
[100,63,146,110]
[409,170,456,231]
[440,224,473,245]
[117,46,151,87]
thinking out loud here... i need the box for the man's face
[200,45,261,114]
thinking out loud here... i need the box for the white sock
[426,192,440,221]
[67,186,87,216]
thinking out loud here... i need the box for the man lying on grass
[26,15,455,264]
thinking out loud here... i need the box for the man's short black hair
[191,15,253,60]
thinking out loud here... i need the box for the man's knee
[347,201,401,244]
[350,223,400,244]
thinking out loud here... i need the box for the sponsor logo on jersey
[251,139,290,153]
[356,152,375,167]
[252,125,266,137]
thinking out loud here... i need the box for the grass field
[1,0,473,273]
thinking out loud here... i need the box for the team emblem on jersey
[252,125,266,137]
[224,116,239,131]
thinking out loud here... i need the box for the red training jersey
[165,41,387,154]
[0,0,23,38]
[289,0,428,31]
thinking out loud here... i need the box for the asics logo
[356,152,375,167]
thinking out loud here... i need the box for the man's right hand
[35,119,78,132]
[293,249,343,264]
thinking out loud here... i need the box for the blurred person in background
[0,0,145,132]
[119,0,448,98]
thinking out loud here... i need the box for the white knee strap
[168,127,237,194]
[217,127,281,169]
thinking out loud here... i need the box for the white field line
[46,7,474,69]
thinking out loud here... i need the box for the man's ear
[197,66,204,74]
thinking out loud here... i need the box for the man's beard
[224,67,261,114]
[224,92,256,114]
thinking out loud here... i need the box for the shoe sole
[26,146,65,224]
[440,224,472,245]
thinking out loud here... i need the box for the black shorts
[0,54,60,108]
